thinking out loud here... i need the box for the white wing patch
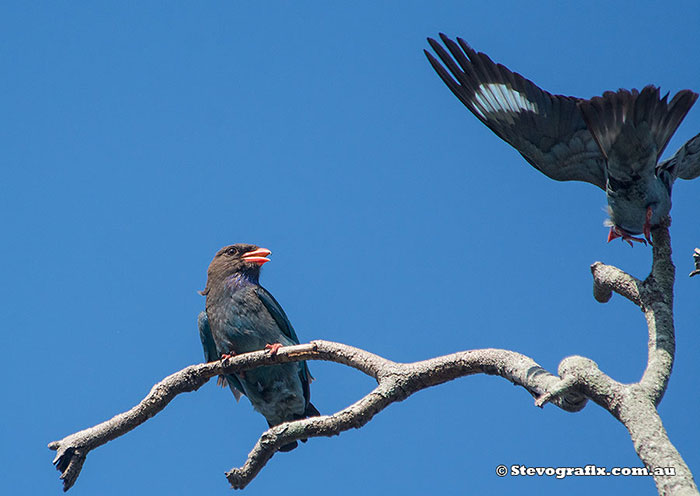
[472,83,537,119]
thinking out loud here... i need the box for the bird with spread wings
[425,34,700,246]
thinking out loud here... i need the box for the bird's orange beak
[242,247,271,265]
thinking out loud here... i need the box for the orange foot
[220,352,245,378]
[607,226,647,247]
[265,343,283,356]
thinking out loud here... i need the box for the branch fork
[49,219,697,495]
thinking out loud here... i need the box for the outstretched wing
[425,34,606,189]
[198,311,244,401]
[255,287,314,403]
[579,86,697,186]
[658,132,700,181]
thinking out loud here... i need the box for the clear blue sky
[2,2,699,495]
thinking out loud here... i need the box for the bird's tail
[273,402,321,452]
[304,402,320,418]
[277,441,299,452]
[579,86,697,166]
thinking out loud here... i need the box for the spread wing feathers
[255,286,314,400]
[197,311,244,401]
[658,132,700,181]
[579,87,697,178]
[425,33,606,189]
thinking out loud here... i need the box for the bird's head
[201,243,271,294]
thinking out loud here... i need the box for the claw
[265,343,283,356]
[607,226,647,247]
[219,352,245,379]
[623,233,647,247]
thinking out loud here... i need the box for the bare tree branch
[590,262,641,305]
[226,345,588,489]
[49,342,586,491]
[589,220,675,404]
[556,356,697,496]
[48,217,697,495]
[555,220,697,495]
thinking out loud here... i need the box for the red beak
[241,247,271,265]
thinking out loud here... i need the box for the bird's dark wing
[198,311,244,400]
[658,132,700,181]
[579,86,697,181]
[425,34,606,189]
[198,311,219,362]
[255,286,314,402]
[255,286,301,344]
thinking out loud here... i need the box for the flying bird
[198,243,319,452]
[425,33,700,245]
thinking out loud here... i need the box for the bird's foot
[607,226,647,247]
[219,352,245,379]
[643,207,653,245]
[265,343,283,356]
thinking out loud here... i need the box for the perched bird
[425,34,700,245]
[198,243,319,452]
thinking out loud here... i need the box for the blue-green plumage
[198,311,244,400]
[198,243,318,452]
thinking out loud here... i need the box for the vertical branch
[621,386,698,496]
[557,357,698,495]
[573,218,698,494]
[639,221,675,405]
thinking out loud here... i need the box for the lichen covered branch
[575,219,697,495]
[48,220,696,495]
[226,345,588,489]
[590,262,641,304]
[49,341,585,491]
[639,222,675,405]
[589,220,675,404]
[556,356,697,495]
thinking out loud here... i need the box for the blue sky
[2,2,699,495]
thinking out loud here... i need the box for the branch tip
[534,376,579,408]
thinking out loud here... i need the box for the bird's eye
[227,247,238,256]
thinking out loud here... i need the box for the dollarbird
[198,243,319,452]
[425,34,700,245]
